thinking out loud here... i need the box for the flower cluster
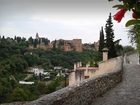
[109,0,140,56]
[113,8,127,22]
[109,0,140,23]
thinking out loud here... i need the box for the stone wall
[23,56,123,105]
[95,56,123,76]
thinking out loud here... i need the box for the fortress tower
[36,33,39,40]
[72,39,83,52]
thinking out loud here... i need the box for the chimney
[74,63,77,71]
[79,62,82,67]
[77,62,80,68]
[84,63,90,78]
[102,48,109,61]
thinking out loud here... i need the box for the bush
[123,46,135,53]
[10,87,28,101]
[36,81,47,95]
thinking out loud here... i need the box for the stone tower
[36,33,39,39]
[72,39,83,52]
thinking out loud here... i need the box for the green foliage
[99,26,105,52]
[0,36,102,103]
[24,53,40,66]
[115,44,123,56]
[28,37,33,44]
[0,56,28,74]
[123,46,135,53]
[105,13,117,58]
[10,87,28,101]
[0,77,13,103]
[28,36,50,47]
[36,81,47,95]
[113,4,125,9]
[109,0,140,56]
[128,25,140,54]
[126,19,140,27]
[45,76,65,94]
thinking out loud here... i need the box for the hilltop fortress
[28,33,99,52]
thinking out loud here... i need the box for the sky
[0,0,133,45]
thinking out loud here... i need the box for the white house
[33,68,44,76]
[19,81,34,85]
[27,67,51,79]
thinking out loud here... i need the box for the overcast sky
[0,0,132,45]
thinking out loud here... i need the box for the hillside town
[0,12,136,103]
[0,0,140,104]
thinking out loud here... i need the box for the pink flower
[113,8,127,22]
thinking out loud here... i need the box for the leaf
[125,19,140,27]
[135,4,140,12]
[113,4,124,9]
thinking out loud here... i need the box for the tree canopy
[105,13,117,58]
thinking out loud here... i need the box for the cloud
[0,26,19,37]
[0,0,132,45]
[30,14,107,27]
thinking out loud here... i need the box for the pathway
[91,53,140,105]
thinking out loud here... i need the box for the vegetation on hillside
[0,36,101,103]
[0,34,134,103]
[99,27,105,52]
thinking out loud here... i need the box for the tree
[16,37,21,43]
[0,82,7,103]
[14,36,17,40]
[2,36,5,39]
[128,25,140,63]
[99,26,105,52]
[21,37,26,42]
[105,13,117,58]
[45,38,50,45]
[129,25,140,50]
[37,81,47,95]
[28,37,33,44]
[34,39,38,48]
[10,87,28,101]
[123,45,135,53]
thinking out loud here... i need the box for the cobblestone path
[91,54,140,105]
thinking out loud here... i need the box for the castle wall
[72,39,83,52]
[29,37,83,52]
[63,43,73,52]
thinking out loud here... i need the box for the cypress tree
[28,37,33,44]
[99,26,105,52]
[105,13,117,58]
